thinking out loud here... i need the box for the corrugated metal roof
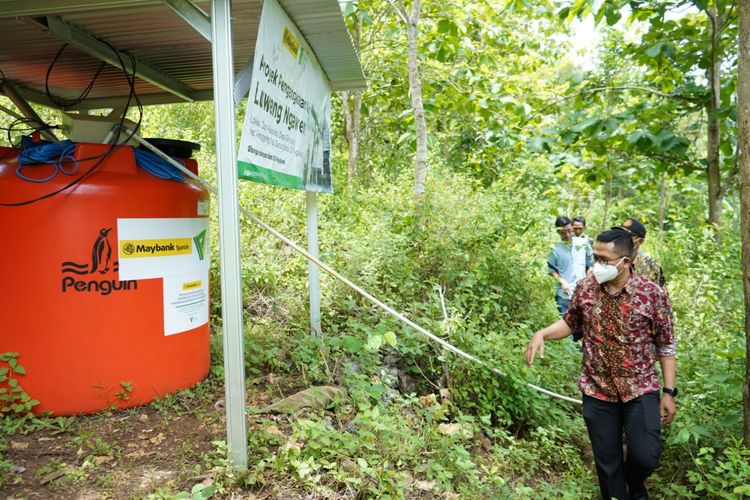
[0,0,365,110]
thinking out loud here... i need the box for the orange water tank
[0,142,211,415]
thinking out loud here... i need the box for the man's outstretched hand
[525,332,545,366]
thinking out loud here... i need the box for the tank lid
[141,139,201,159]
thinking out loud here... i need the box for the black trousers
[582,392,662,500]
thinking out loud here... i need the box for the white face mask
[593,257,626,284]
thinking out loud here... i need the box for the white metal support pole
[306,191,322,336]
[211,0,248,469]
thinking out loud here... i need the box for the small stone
[10,441,29,450]
[340,458,357,473]
[93,456,113,466]
[439,388,452,402]
[281,439,301,454]
[415,480,435,492]
[149,433,166,445]
[264,425,284,437]
[419,394,437,407]
[40,468,70,485]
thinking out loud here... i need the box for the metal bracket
[45,16,197,102]
[164,0,212,43]
[0,81,59,142]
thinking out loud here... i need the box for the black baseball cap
[612,218,646,239]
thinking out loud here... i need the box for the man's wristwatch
[663,387,678,397]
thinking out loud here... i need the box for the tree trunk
[658,172,667,233]
[342,91,362,186]
[707,5,723,239]
[602,163,612,231]
[405,0,427,206]
[341,17,362,188]
[737,0,750,448]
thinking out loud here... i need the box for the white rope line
[130,130,583,406]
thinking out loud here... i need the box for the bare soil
[2,374,312,500]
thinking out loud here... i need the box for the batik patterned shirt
[562,273,676,402]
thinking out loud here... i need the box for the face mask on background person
[593,257,626,284]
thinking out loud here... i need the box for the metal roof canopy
[0,0,365,470]
[0,0,365,109]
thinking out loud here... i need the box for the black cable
[45,44,106,108]
[5,118,34,146]
[1,40,143,207]
[3,118,61,147]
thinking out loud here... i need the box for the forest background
[2,0,750,498]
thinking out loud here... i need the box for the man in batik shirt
[526,229,676,500]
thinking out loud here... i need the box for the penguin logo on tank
[90,227,113,274]
[60,227,138,295]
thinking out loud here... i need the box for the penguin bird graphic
[90,227,112,274]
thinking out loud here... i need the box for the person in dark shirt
[613,218,666,288]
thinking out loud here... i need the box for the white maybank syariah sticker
[117,218,209,281]
[163,271,209,335]
[117,218,210,336]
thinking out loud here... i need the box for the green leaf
[675,428,690,444]
[397,132,413,146]
[341,1,356,17]
[604,4,622,26]
[593,5,605,26]
[646,42,664,58]
[627,130,644,144]
[13,364,26,375]
[365,335,383,351]
[437,19,453,34]
[692,0,708,11]
[570,117,600,133]
[383,331,397,347]
[527,137,551,153]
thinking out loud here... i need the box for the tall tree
[737,0,750,448]
[559,0,737,237]
[390,0,428,206]
[341,5,364,187]
[705,2,733,237]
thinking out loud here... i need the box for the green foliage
[114,381,133,402]
[684,444,750,498]
[0,353,39,427]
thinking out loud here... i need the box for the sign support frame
[210,0,248,470]
[306,191,321,336]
